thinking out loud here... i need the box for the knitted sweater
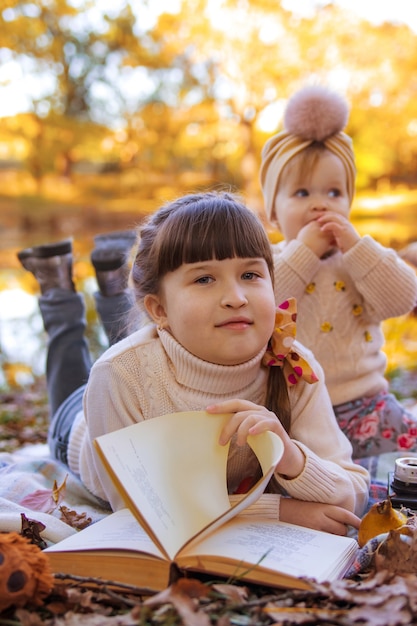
[67,325,369,516]
[272,236,417,406]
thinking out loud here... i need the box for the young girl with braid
[17,191,369,534]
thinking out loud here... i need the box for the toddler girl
[260,85,417,459]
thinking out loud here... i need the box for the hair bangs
[156,196,273,276]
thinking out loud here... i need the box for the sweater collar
[158,328,267,395]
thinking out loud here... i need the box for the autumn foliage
[1,0,417,215]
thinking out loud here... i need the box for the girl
[260,85,417,459]
[18,191,369,534]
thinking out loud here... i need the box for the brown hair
[280,142,331,188]
[131,191,291,431]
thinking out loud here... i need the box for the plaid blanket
[0,444,110,545]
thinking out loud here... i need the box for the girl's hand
[206,399,305,479]
[280,498,361,535]
[316,212,360,253]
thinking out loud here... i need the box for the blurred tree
[1,0,417,200]
[0,0,170,185]
[125,0,417,202]
[169,0,417,196]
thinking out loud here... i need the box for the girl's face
[144,256,276,365]
[274,151,351,241]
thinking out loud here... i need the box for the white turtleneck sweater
[67,324,369,516]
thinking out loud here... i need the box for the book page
[95,412,232,559]
[178,430,285,552]
[179,514,358,582]
[94,411,284,560]
[45,508,166,560]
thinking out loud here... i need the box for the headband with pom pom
[284,85,349,141]
[260,85,356,221]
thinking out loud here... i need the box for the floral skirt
[333,391,417,459]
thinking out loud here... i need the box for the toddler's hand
[317,212,360,253]
[298,220,335,258]
[279,498,361,535]
[206,399,305,479]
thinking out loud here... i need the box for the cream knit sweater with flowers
[67,325,369,515]
[272,235,417,406]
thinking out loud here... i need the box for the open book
[45,411,359,591]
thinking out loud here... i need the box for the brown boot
[17,238,75,294]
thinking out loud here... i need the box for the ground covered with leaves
[3,569,417,625]
[0,377,49,454]
[3,373,417,625]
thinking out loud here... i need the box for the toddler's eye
[295,188,308,197]
[242,272,257,280]
[328,188,341,198]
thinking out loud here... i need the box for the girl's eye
[328,188,341,198]
[195,276,213,284]
[242,272,257,280]
[295,188,308,197]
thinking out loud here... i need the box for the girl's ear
[144,294,169,328]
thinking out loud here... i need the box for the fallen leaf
[145,578,210,605]
[211,583,249,603]
[145,578,211,626]
[45,611,138,625]
[52,475,68,504]
[59,505,92,530]
[265,604,347,624]
[20,512,47,549]
[348,595,411,626]
[14,607,46,625]
[19,476,68,514]
[375,528,417,575]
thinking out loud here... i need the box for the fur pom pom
[284,85,349,141]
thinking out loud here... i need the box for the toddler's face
[273,151,350,241]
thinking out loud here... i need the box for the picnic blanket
[0,441,409,547]
[0,444,110,545]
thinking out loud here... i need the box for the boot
[91,230,136,297]
[17,238,75,294]
[94,229,137,248]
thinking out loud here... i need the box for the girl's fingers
[207,400,285,446]
[206,399,260,413]
[220,412,282,446]
[207,401,274,445]
[218,411,256,445]
[333,509,361,529]
[280,500,361,535]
